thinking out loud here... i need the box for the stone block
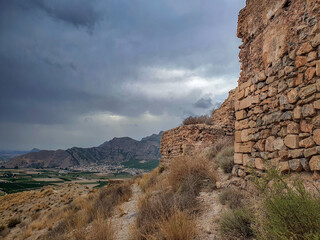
[243,155,254,167]
[302,104,316,117]
[279,161,290,173]
[299,84,317,99]
[300,120,313,133]
[239,95,259,110]
[236,89,245,100]
[241,129,254,142]
[293,106,302,119]
[235,142,254,153]
[296,56,308,68]
[301,158,310,171]
[234,153,243,164]
[288,149,304,158]
[310,155,320,171]
[255,158,265,170]
[313,129,320,145]
[308,51,317,62]
[287,88,299,104]
[311,34,320,47]
[273,138,284,151]
[284,135,300,149]
[299,137,315,148]
[305,67,316,81]
[304,146,320,158]
[235,110,247,120]
[235,131,242,143]
[287,122,299,134]
[316,61,320,77]
[265,136,276,152]
[312,115,320,128]
[289,159,303,172]
[314,99,320,109]
[297,42,313,55]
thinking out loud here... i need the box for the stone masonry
[160,90,235,165]
[234,0,320,173]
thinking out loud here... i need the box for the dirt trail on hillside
[113,183,141,240]
[196,190,227,240]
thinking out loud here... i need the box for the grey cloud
[0,0,245,150]
[30,0,101,29]
[194,98,213,109]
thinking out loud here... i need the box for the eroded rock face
[160,90,235,165]
[234,0,320,173]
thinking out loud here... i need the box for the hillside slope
[4,132,162,169]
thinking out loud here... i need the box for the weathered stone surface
[296,56,308,68]
[235,110,247,120]
[302,104,316,117]
[287,122,299,134]
[235,142,254,153]
[255,158,265,170]
[265,136,276,152]
[300,120,313,133]
[299,137,315,148]
[289,159,303,172]
[273,138,284,151]
[288,148,304,158]
[299,85,317,99]
[284,135,300,149]
[304,146,320,158]
[311,34,320,48]
[234,153,243,165]
[287,89,299,104]
[310,155,320,171]
[279,161,290,173]
[313,129,320,145]
[234,0,320,173]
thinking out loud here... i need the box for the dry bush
[215,146,235,173]
[218,188,244,209]
[219,208,254,240]
[137,169,159,192]
[88,212,115,240]
[203,136,234,160]
[92,181,132,218]
[168,155,216,193]
[135,191,175,239]
[7,217,21,228]
[183,115,213,125]
[159,209,196,240]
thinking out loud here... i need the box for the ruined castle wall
[160,90,235,165]
[234,0,320,173]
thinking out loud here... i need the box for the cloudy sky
[0,0,245,150]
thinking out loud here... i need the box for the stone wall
[234,0,320,173]
[160,89,235,165]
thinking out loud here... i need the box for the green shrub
[219,188,243,209]
[254,169,320,240]
[215,146,234,173]
[219,208,254,240]
[7,217,21,228]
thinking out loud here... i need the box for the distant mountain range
[3,132,162,169]
[0,148,40,162]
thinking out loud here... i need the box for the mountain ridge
[4,132,163,169]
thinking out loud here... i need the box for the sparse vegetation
[215,146,234,173]
[253,168,320,240]
[219,188,243,209]
[219,208,254,240]
[183,115,213,125]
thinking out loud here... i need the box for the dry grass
[183,115,213,125]
[136,169,159,193]
[202,136,234,160]
[25,181,132,240]
[168,155,216,193]
[159,209,196,240]
[218,188,244,209]
[215,146,235,173]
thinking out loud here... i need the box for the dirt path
[196,190,227,240]
[113,183,141,240]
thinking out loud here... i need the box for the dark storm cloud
[194,98,213,109]
[0,0,245,150]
